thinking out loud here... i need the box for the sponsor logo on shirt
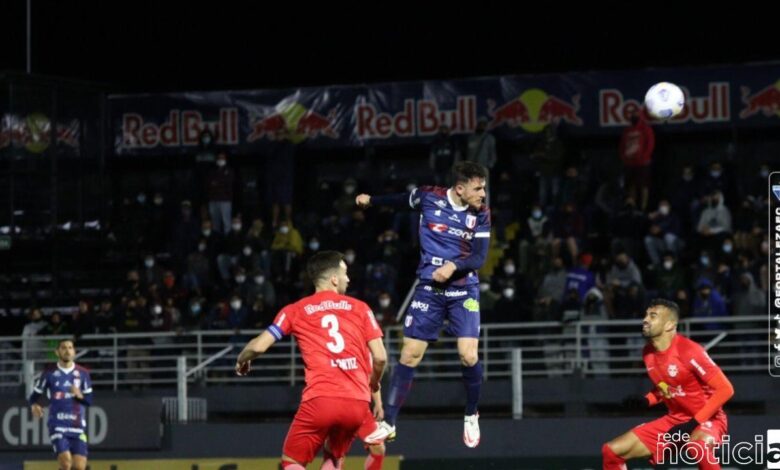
[463,299,480,312]
[690,358,707,375]
[428,223,448,233]
[411,301,429,312]
[445,290,468,297]
[447,227,473,240]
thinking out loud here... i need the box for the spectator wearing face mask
[205,152,235,235]
[651,251,687,300]
[479,280,501,318]
[493,285,520,323]
[373,291,397,329]
[170,200,201,265]
[696,190,732,252]
[182,297,207,330]
[691,278,728,331]
[494,257,518,293]
[519,203,552,277]
[217,216,246,283]
[534,257,567,322]
[270,221,304,290]
[183,238,214,295]
[244,270,277,311]
[342,248,366,298]
[669,164,699,237]
[334,178,359,222]
[644,199,682,267]
[140,254,164,287]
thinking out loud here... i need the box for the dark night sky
[0,1,777,93]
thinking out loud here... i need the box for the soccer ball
[644,82,685,119]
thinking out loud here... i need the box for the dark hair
[57,338,75,348]
[647,298,680,321]
[306,251,345,285]
[450,161,488,186]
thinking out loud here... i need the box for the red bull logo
[739,80,780,119]
[488,89,582,133]
[356,96,477,139]
[0,114,81,153]
[248,103,339,143]
[122,108,239,149]
[600,82,729,126]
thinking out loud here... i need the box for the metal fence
[0,315,769,391]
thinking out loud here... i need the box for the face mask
[217,160,226,167]
[198,243,207,252]
[230,300,242,310]
[532,209,542,219]
[682,173,693,182]
[202,229,211,237]
[479,283,490,292]
[190,304,201,314]
[344,185,355,195]
[379,298,391,308]
[700,256,710,267]
[309,241,320,251]
[760,169,769,178]
[663,260,674,270]
[722,243,733,253]
[154,197,163,206]
[235,275,246,284]
[279,226,290,234]
[153,305,162,315]
[144,258,154,268]
[254,275,265,285]
[232,223,242,232]
[243,246,252,256]
[137,194,146,204]
[503,288,515,299]
[659,205,670,215]
[504,264,516,275]
[710,170,721,178]
[345,254,356,264]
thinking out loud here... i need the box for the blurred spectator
[564,253,595,305]
[465,118,497,178]
[519,203,552,276]
[651,251,687,300]
[552,202,584,264]
[147,192,169,252]
[479,281,501,318]
[43,311,69,336]
[244,270,277,311]
[267,142,295,228]
[530,124,565,209]
[217,215,245,283]
[170,200,200,264]
[429,125,460,186]
[22,308,47,360]
[699,161,731,202]
[183,239,213,294]
[372,291,397,329]
[691,278,728,330]
[696,190,732,250]
[618,110,654,210]
[206,151,235,235]
[334,179,359,222]
[71,301,96,338]
[643,199,681,267]
[494,285,521,323]
[610,196,646,260]
[141,254,164,287]
[364,261,398,306]
[557,166,588,208]
[343,248,366,298]
[533,257,567,322]
[270,221,304,288]
[94,299,116,334]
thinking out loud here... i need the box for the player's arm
[367,338,387,393]
[235,330,278,376]
[668,346,735,436]
[371,388,384,420]
[28,373,46,418]
[623,389,663,409]
[356,187,423,210]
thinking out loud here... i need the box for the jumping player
[356,161,490,448]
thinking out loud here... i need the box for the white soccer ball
[644,82,685,119]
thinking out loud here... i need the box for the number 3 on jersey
[321,314,345,353]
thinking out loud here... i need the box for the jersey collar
[57,364,75,374]
[447,188,468,212]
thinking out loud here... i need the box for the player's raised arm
[356,187,423,210]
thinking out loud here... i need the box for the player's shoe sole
[463,413,480,448]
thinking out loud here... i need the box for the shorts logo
[411,300,429,312]
[466,214,477,229]
[463,298,480,312]
[404,315,413,327]
[667,364,678,377]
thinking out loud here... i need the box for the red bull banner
[109,62,780,155]
[0,114,81,154]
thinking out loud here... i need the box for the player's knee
[368,443,385,455]
[459,350,478,367]
[602,441,621,458]
[58,460,72,470]
[399,349,423,366]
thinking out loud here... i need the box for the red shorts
[282,396,376,465]
[632,412,728,466]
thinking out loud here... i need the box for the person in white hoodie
[696,190,732,250]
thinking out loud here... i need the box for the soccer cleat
[463,413,480,448]
[364,420,396,444]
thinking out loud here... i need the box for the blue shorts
[50,432,88,456]
[403,282,480,342]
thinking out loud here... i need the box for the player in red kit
[235,251,388,470]
[602,299,735,470]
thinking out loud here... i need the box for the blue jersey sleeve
[452,207,491,271]
[371,186,435,211]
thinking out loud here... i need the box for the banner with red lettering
[109,62,780,155]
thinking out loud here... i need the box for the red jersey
[268,290,383,403]
[643,334,726,422]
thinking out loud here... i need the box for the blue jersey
[30,364,93,436]
[410,186,491,286]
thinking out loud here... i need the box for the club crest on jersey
[667,364,678,377]
[466,214,477,229]
[404,315,413,327]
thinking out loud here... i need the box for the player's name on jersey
[304,300,353,315]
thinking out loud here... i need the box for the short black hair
[647,298,680,321]
[57,338,75,348]
[450,161,488,186]
[306,251,345,285]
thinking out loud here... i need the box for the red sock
[602,443,627,470]
[365,453,385,470]
[690,440,721,470]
